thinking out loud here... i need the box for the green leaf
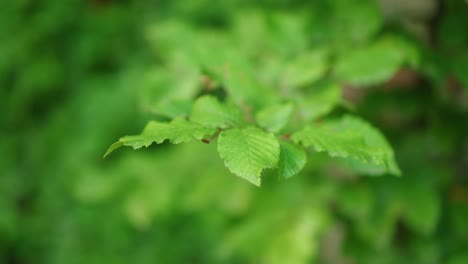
[333,0,383,44]
[232,10,270,56]
[400,183,440,235]
[340,157,392,176]
[217,127,280,186]
[337,183,374,221]
[140,61,200,118]
[104,118,217,157]
[269,13,308,56]
[151,99,193,118]
[452,52,468,89]
[448,254,468,264]
[281,49,328,88]
[298,82,341,121]
[221,58,278,109]
[335,40,405,86]
[190,95,243,128]
[292,115,400,176]
[278,141,307,179]
[256,103,293,133]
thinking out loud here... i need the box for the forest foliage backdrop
[1,0,467,263]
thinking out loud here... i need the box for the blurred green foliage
[1,0,467,264]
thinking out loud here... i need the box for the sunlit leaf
[292,115,400,176]
[104,118,217,157]
[278,141,307,179]
[217,127,280,186]
[256,103,293,133]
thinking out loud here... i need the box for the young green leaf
[334,40,405,86]
[298,82,341,121]
[281,49,328,89]
[151,99,193,118]
[332,0,383,44]
[217,127,280,186]
[452,53,468,89]
[221,59,278,109]
[399,183,440,236]
[256,103,293,133]
[140,61,200,118]
[278,141,307,179]
[292,115,400,176]
[190,95,243,128]
[104,118,217,157]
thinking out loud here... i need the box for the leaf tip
[103,141,124,158]
[251,177,261,187]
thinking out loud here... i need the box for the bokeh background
[1,0,467,263]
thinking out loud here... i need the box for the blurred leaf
[437,0,468,50]
[400,183,440,235]
[355,201,400,249]
[269,13,308,56]
[281,49,328,89]
[262,210,326,264]
[232,10,270,56]
[140,56,201,117]
[452,52,468,89]
[450,203,468,237]
[256,103,293,133]
[221,58,278,109]
[333,0,383,44]
[335,40,405,86]
[338,183,374,221]
[298,82,342,121]
[152,99,194,119]
[190,95,243,128]
[448,254,468,264]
